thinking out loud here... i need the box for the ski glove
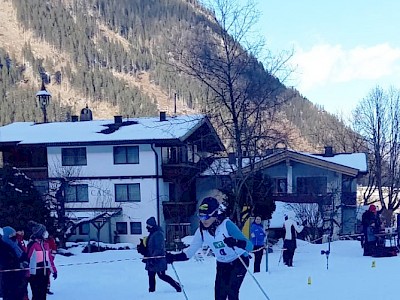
[165,252,188,264]
[223,237,247,249]
[53,272,57,280]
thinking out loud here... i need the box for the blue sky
[252,0,400,115]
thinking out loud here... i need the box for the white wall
[47,144,166,245]
[47,144,156,177]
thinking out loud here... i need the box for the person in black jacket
[0,226,28,300]
[362,205,380,256]
[137,217,181,293]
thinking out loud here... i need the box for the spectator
[250,216,266,273]
[16,228,29,300]
[362,205,380,256]
[46,234,57,295]
[0,226,27,300]
[282,211,304,267]
[137,217,181,293]
[27,222,57,300]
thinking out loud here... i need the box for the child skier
[166,197,253,300]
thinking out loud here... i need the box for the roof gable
[202,149,368,177]
[252,150,367,176]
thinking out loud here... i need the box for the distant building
[199,147,368,236]
[0,113,224,246]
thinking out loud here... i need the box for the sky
[39,238,399,300]
[252,0,400,116]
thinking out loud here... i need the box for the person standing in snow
[0,226,28,300]
[45,234,57,295]
[137,217,181,293]
[361,204,380,256]
[282,211,304,267]
[166,197,253,300]
[16,228,30,300]
[250,216,266,273]
[27,222,57,300]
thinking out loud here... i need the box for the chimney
[160,111,167,122]
[324,146,334,157]
[71,115,79,122]
[114,115,122,124]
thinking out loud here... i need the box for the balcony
[162,201,197,220]
[17,167,48,180]
[162,162,200,182]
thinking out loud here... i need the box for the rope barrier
[0,255,166,273]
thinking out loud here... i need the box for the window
[115,184,141,202]
[113,146,139,164]
[65,184,89,202]
[297,177,327,195]
[130,222,142,234]
[273,178,287,193]
[116,222,128,235]
[79,223,90,235]
[62,147,87,166]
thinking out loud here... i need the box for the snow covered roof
[0,114,211,146]
[201,149,367,176]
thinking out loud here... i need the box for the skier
[137,217,181,293]
[250,216,266,273]
[282,211,304,267]
[166,197,253,300]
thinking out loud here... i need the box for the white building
[0,112,224,246]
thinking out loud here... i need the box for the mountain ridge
[0,0,356,153]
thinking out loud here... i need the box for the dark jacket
[0,239,26,300]
[250,222,266,246]
[362,210,380,242]
[145,226,167,273]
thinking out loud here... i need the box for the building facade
[0,113,224,246]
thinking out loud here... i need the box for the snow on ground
[45,240,399,300]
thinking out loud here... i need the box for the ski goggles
[198,209,218,220]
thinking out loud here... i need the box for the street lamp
[36,80,51,123]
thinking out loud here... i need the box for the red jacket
[28,239,57,276]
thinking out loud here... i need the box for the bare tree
[353,86,400,219]
[168,0,293,223]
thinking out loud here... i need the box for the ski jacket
[283,213,304,241]
[250,222,266,246]
[28,239,57,276]
[184,219,253,263]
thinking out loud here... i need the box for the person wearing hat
[0,226,27,300]
[362,204,380,256]
[137,217,181,293]
[27,222,57,299]
[166,197,253,300]
[282,211,304,267]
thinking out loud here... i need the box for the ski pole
[170,262,189,300]
[224,236,271,300]
[235,253,272,300]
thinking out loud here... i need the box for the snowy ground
[44,239,399,300]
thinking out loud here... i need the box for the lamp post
[36,80,51,123]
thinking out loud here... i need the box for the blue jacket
[250,223,266,246]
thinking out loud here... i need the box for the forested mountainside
[0,0,356,152]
